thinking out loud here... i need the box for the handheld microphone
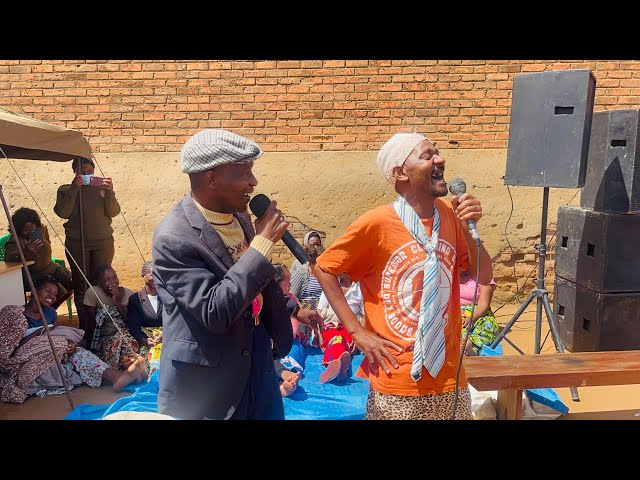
[249,194,311,265]
[448,177,481,245]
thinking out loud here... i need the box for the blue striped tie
[394,195,445,381]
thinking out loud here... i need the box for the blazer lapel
[139,289,159,319]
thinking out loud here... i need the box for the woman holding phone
[54,156,120,339]
[4,207,74,309]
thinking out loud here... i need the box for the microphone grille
[448,177,467,197]
[248,193,271,218]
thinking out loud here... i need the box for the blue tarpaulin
[65,346,370,420]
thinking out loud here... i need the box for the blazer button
[242,349,250,357]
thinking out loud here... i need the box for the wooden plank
[496,389,522,420]
[463,351,640,391]
[0,261,34,274]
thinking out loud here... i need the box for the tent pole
[0,185,75,410]
[76,164,87,281]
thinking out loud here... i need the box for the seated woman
[22,276,60,336]
[126,261,163,371]
[4,207,73,309]
[290,230,325,310]
[0,278,145,404]
[84,264,142,371]
[459,269,499,355]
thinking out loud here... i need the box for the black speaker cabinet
[505,69,596,188]
[580,109,640,213]
[555,206,640,292]
[555,275,640,352]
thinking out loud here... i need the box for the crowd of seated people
[0,204,159,404]
[0,277,146,404]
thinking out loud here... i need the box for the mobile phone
[89,176,105,187]
[30,227,42,242]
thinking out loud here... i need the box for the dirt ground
[2,301,640,420]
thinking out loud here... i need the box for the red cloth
[321,325,354,365]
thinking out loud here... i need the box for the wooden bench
[463,351,640,419]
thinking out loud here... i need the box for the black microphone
[249,194,310,265]
[448,177,481,245]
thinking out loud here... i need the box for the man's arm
[462,229,493,286]
[452,193,493,285]
[315,265,401,375]
[153,231,279,335]
[314,266,362,337]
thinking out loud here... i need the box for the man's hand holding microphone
[252,196,323,331]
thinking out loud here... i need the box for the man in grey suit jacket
[153,129,320,420]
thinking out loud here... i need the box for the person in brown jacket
[53,156,121,334]
[4,207,73,309]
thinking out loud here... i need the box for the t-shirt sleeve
[83,287,98,307]
[122,288,135,306]
[316,209,382,283]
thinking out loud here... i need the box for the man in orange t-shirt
[315,132,493,420]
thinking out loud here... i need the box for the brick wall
[1,60,639,152]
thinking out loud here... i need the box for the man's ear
[392,165,408,183]
[205,170,217,189]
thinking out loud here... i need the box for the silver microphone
[448,177,480,245]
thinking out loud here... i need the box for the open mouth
[431,170,445,182]
[44,296,54,305]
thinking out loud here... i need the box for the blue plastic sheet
[65,347,370,420]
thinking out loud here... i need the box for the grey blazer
[126,288,163,346]
[152,194,295,420]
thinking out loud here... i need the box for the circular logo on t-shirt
[380,240,455,340]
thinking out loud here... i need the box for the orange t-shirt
[316,199,470,396]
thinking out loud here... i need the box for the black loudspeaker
[505,69,596,188]
[580,109,640,213]
[555,275,640,352]
[555,206,640,293]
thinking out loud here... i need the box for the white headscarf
[303,231,321,246]
[377,133,429,184]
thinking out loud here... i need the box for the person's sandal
[320,359,341,384]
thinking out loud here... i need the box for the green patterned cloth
[460,305,499,353]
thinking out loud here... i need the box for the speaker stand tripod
[490,187,580,402]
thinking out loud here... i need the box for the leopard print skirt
[365,387,473,420]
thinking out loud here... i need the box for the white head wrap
[376,133,429,184]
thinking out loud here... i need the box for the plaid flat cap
[181,129,263,174]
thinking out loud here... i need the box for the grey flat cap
[181,129,263,174]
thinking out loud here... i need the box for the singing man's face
[400,139,447,198]
[209,161,258,213]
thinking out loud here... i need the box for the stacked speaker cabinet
[555,109,640,351]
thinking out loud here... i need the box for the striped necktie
[393,195,445,381]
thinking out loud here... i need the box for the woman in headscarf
[289,231,325,310]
